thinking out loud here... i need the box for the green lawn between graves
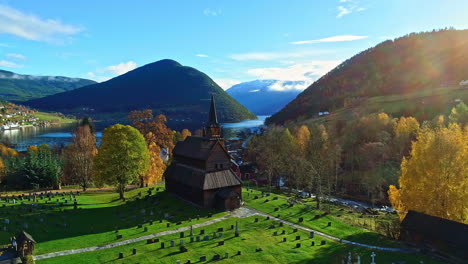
[0,186,225,255]
[36,216,442,264]
[243,188,400,248]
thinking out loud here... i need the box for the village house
[164,95,242,211]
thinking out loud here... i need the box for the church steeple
[208,95,219,126]
[203,95,222,139]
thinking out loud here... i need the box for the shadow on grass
[0,189,221,246]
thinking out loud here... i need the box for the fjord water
[0,116,268,151]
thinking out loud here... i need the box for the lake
[0,116,268,151]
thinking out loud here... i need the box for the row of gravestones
[118,250,243,263]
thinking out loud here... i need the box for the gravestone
[116,234,123,239]
[293,228,298,233]
[311,241,315,246]
[171,240,175,247]
[180,239,184,246]
[328,222,332,227]
[132,248,137,255]
[161,242,165,248]
[213,254,220,261]
[147,239,154,244]
[266,216,270,220]
[273,231,278,236]
[119,252,123,259]
[296,243,301,248]
[321,240,326,245]
[255,248,263,252]
[281,230,285,235]
[298,217,304,223]
[269,224,275,229]
[218,241,224,246]
[282,237,287,242]
[254,218,258,223]
[199,256,206,262]
[309,232,314,239]
[167,223,170,228]
[237,251,241,255]
[190,237,194,243]
[203,235,210,241]
[196,236,200,242]
[154,238,160,243]
[224,252,229,258]
[279,222,283,227]
[274,208,279,212]
[217,227,224,232]
[296,235,300,240]
[200,229,205,235]
[144,227,148,232]
[180,232,184,238]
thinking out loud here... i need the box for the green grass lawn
[31,112,75,123]
[36,216,442,264]
[243,188,400,248]
[0,186,225,254]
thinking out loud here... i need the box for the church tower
[203,95,222,139]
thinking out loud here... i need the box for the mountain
[0,70,96,102]
[226,80,303,115]
[25,59,257,128]
[267,29,468,125]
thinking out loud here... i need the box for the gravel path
[33,206,415,261]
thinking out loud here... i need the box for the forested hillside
[268,29,468,125]
[0,70,96,101]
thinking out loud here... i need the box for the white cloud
[0,5,83,42]
[337,6,352,17]
[214,78,241,90]
[0,60,22,68]
[6,53,26,60]
[336,0,365,18]
[86,61,137,82]
[106,61,137,75]
[291,35,367,45]
[196,54,208,58]
[248,89,260,93]
[230,50,330,61]
[203,8,222,16]
[246,60,342,91]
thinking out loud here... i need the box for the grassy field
[0,186,445,263]
[0,186,225,255]
[31,112,75,123]
[243,188,400,248]
[36,216,442,264]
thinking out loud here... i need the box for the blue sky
[0,0,467,90]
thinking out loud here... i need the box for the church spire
[208,94,218,126]
[204,95,222,139]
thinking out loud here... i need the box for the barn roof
[401,210,468,249]
[165,163,241,190]
[17,231,36,245]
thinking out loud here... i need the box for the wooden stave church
[165,95,242,211]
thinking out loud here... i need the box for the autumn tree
[94,124,150,200]
[389,123,468,223]
[128,110,174,151]
[181,129,192,141]
[0,158,5,184]
[393,116,420,157]
[63,124,97,191]
[140,142,166,186]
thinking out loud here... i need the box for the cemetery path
[33,214,231,261]
[244,206,417,254]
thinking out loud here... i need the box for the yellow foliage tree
[0,143,17,157]
[389,123,468,223]
[181,129,192,141]
[0,158,5,184]
[27,145,39,154]
[140,142,166,186]
[295,125,310,154]
[394,116,420,157]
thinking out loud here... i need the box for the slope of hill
[226,80,302,115]
[267,29,468,125]
[0,70,96,102]
[25,59,257,128]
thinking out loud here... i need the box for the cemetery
[0,185,444,263]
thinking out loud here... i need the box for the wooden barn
[401,210,468,259]
[165,96,242,210]
[15,231,36,257]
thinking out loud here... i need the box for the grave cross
[370,252,376,264]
